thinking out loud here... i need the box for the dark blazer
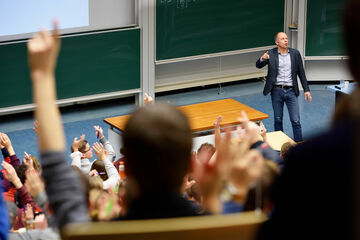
[256,47,310,97]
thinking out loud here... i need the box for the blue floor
[0,80,335,163]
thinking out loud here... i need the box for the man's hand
[72,134,85,152]
[27,20,60,78]
[94,126,104,139]
[261,51,270,60]
[305,91,312,102]
[24,169,44,198]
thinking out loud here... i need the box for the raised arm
[92,142,120,189]
[94,126,116,162]
[28,21,89,229]
[256,51,270,69]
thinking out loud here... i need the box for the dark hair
[122,103,192,194]
[71,140,89,153]
[280,142,295,161]
[90,159,108,181]
[15,165,27,184]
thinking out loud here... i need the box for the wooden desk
[105,99,269,158]
[104,99,269,133]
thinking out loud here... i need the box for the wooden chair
[62,211,265,240]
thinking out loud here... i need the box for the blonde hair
[30,155,41,173]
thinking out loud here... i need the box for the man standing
[256,32,311,142]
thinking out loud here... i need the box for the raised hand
[24,169,44,198]
[194,128,233,213]
[144,93,154,105]
[0,133,12,150]
[93,125,104,139]
[27,20,60,77]
[0,133,4,149]
[236,111,263,145]
[33,120,40,135]
[262,51,270,60]
[21,204,35,229]
[182,175,196,193]
[228,149,264,202]
[259,122,267,142]
[92,142,106,160]
[72,134,85,152]
[213,115,223,136]
[1,161,22,188]
[23,152,34,170]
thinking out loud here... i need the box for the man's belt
[275,85,293,90]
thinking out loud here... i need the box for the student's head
[15,165,28,185]
[280,142,295,161]
[122,103,192,195]
[274,32,288,50]
[197,143,216,164]
[75,140,93,159]
[90,159,108,182]
[243,160,280,214]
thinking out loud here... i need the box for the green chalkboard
[306,0,347,56]
[0,28,140,109]
[156,0,285,61]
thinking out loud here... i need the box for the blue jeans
[271,87,303,142]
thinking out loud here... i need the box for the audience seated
[70,126,116,174]
[89,142,120,190]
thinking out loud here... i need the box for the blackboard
[0,28,140,109]
[156,0,285,61]
[306,0,347,56]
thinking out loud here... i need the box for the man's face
[82,143,93,159]
[275,32,288,49]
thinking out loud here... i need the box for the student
[89,142,120,190]
[70,126,116,174]
[27,21,89,231]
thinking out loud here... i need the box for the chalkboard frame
[0,27,141,114]
[305,0,347,58]
[155,0,286,63]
